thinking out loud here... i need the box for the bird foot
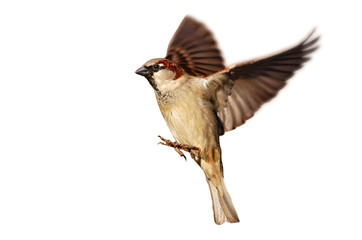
[158,135,200,160]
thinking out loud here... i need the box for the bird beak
[135,66,151,78]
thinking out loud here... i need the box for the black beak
[135,66,151,78]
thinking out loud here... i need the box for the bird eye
[153,63,159,69]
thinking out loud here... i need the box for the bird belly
[157,90,223,190]
[160,97,218,150]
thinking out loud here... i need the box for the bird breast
[156,81,219,150]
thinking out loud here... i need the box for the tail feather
[206,177,239,225]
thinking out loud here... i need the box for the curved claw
[157,135,199,161]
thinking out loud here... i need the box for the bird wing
[166,16,225,77]
[204,30,319,133]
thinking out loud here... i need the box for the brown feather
[205,29,320,132]
[166,16,225,76]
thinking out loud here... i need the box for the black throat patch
[146,77,161,96]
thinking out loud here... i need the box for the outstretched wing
[166,16,225,77]
[205,30,320,133]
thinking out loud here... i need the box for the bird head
[135,58,185,94]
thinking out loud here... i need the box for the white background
[1,0,361,239]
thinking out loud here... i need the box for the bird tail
[206,176,240,225]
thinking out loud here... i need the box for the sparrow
[135,16,319,225]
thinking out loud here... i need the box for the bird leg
[158,135,200,160]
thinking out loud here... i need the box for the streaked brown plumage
[135,16,319,224]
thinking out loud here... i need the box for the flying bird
[135,16,319,225]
